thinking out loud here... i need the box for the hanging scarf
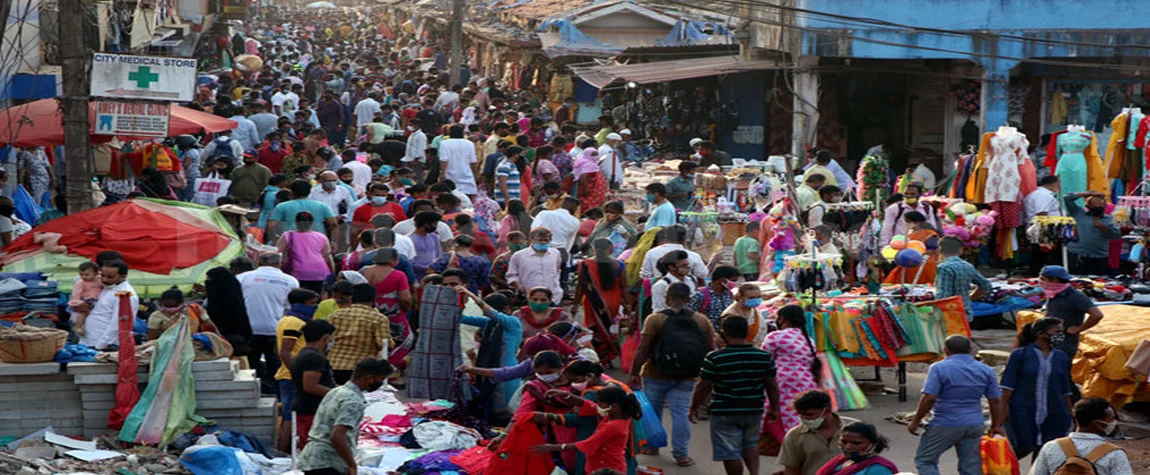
[519,306,563,331]
[815,455,898,475]
[625,227,662,289]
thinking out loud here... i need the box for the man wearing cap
[666,162,699,211]
[1039,265,1104,359]
[599,133,624,190]
[617,128,641,163]
[230,151,273,208]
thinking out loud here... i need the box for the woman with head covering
[204,266,253,358]
[571,144,607,211]
[573,237,627,364]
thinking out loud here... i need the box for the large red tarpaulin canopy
[0,98,237,148]
[0,200,233,274]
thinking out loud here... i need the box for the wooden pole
[60,0,93,214]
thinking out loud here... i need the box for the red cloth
[108,293,139,429]
[258,143,289,174]
[486,418,555,475]
[575,418,630,474]
[295,415,315,451]
[0,200,234,274]
[449,446,493,475]
[1137,117,1150,149]
[1045,130,1067,169]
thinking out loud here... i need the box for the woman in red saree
[573,237,627,364]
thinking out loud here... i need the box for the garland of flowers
[856,155,890,212]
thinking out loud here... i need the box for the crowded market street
[0,1,1146,475]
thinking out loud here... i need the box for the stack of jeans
[0,278,26,314]
[22,280,59,313]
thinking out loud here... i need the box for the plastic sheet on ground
[1067,305,1150,406]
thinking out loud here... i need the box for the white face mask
[1101,419,1119,436]
[536,372,560,383]
[571,381,588,392]
[595,405,611,417]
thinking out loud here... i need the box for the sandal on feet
[639,448,659,456]
[676,457,695,466]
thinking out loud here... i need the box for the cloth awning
[569,55,783,89]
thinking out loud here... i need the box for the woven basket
[0,324,67,363]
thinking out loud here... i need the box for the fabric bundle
[408,284,463,400]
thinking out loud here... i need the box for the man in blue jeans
[909,335,1005,475]
[628,283,717,467]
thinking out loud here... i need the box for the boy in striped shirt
[691,316,781,475]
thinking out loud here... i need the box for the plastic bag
[192,175,231,207]
[980,436,1020,475]
[634,390,667,448]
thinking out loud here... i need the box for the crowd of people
[17,4,1135,475]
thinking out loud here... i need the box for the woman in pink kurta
[762,305,821,430]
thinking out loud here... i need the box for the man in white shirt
[1024,176,1062,227]
[438,125,479,196]
[403,118,428,179]
[237,253,300,393]
[341,150,373,191]
[639,224,708,282]
[598,133,624,189]
[649,250,698,312]
[354,92,383,129]
[271,83,300,118]
[309,170,355,252]
[201,130,244,163]
[434,84,462,112]
[393,200,454,249]
[506,228,564,305]
[532,197,581,252]
[229,110,261,152]
[78,260,138,350]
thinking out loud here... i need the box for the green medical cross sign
[128,66,159,88]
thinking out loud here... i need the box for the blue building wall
[796,0,1150,129]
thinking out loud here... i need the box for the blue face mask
[743,298,762,309]
[371,196,387,206]
[532,243,550,253]
[290,303,318,320]
[646,194,656,203]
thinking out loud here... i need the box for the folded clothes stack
[22,280,59,313]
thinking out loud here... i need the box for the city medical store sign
[90,54,197,102]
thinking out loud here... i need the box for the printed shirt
[327,304,392,371]
[689,286,735,326]
[699,344,777,415]
[934,256,992,320]
[298,382,366,473]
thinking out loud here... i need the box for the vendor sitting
[147,287,217,340]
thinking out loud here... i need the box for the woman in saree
[572,147,608,212]
[573,238,628,364]
[882,210,940,285]
[584,201,636,257]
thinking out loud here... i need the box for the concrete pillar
[979,59,1019,132]
[792,56,820,157]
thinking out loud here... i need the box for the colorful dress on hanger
[762,327,819,430]
[985,130,1029,228]
[1055,131,1092,203]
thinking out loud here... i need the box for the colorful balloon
[894,248,924,268]
[890,236,907,250]
[907,240,926,254]
[881,246,898,260]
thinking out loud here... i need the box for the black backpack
[653,308,708,378]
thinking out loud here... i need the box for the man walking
[909,335,1005,475]
[327,284,393,384]
[629,282,716,467]
[1029,398,1133,475]
[237,253,300,394]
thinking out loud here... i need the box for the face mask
[536,372,560,383]
[322,181,336,190]
[570,381,588,392]
[645,194,656,203]
[529,301,551,312]
[844,445,874,462]
[1087,206,1105,217]
[400,178,415,186]
[684,174,695,180]
[510,243,527,253]
[269,142,281,152]
[291,303,319,320]
[532,243,550,253]
[371,196,387,206]
[161,304,184,315]
[1101,419,1119,436]
[595,405,611,418]
[325,339,333,354]
[341,178,353,185]
[1040,281,1070,298]
[1050,333,1067,347]
[800,416,824,430]
[744,297,763,308]
[904,197,918,206]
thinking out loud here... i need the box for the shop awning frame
[568,55,785,89]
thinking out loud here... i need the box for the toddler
[68,261,104,336]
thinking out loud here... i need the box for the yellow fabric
[827,309,860,354]
[965,132,993,204]
[1049,90,1068,125]
[1070,305,1150,407]
[1105,114,1129,178]
[314,299,339,321]
[625,227,662,288]
[1085,133,1110,198]
[273,315,307,380]
[812,312,828,352]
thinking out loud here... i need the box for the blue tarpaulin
[655,20,734,47]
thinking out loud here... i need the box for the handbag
[757,416,786,457]
[281,232,294,274]
[192,172,231,207]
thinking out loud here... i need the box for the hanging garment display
[1114,196,1150,227]
[408,285,464,400]
[983,128,1028,212]
[1026,216,1079,248]
[779,254,843,294]
[1055,129,1094,199]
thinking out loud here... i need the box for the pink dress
[762,327,819,430]
[283,231,331,282]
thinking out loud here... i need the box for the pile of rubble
[1,433,188,474]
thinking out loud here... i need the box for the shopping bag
[634,390,667,448]
[980,436,1020,475]
[756,416,786,456]
[192,175,231,207]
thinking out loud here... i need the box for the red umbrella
[0,98,237,147]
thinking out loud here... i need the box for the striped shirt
[699,344,776,415]
[495,158,521,203]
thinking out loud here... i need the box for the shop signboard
[93,101,171,137]
[90,53,197,102]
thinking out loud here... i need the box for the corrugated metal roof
[569,55,783,88]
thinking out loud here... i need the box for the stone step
[0,380,78,392]
[196,397,261,410]
[0,362,61,376]
[0,389,82,403]
[199,397,276,419]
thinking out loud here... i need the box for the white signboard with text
[90,53,197,102]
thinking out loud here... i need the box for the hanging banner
[90,53,198,102]
[93,101,171,137]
